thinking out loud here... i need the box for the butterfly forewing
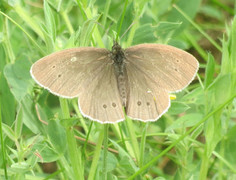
[125,44,199,92]
[31,48,109,98]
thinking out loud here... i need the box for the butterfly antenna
[116,0,129,42]
[120,21,136,40]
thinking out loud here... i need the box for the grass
[0,0,236,179]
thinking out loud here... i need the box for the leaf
[47,0,75,12]
[152,0,172,17]
[79,17,99,46]
[21,95,45,134]
[44,0,56,42]
[97,151,118,173]
[15,105,23,139]
[2,123,16,141]
[205,115,222,157]
[133,24,158,45]
[0,73,15,125]
[204,53,215,89]
[199,5,223,20]
[168,101,190,115]
[109,139,139,173]
[212,74,231,107]
[155,21,181,43]
[47,119,67,155]
[167,0,201,36]
[224,125,236,166]
[166,113,203,131]
[4,58,33,102]
[31,142,60,162]
[116,2,134,40]
[11,162,30,173]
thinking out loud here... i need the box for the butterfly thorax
[110,42,127,106]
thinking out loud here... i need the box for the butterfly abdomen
[117,73,127,106]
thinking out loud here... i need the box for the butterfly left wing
[124,44,198,121]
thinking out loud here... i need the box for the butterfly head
[111,42,125,65]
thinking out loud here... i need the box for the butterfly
[31,42,199,123]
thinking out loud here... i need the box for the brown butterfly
[31,42,199,123]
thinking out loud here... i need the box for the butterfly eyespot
[176,59,180,63]
[103,104,107,108]
[52,65,56,68]
[70,57,77,62]
[58,74,62,77]
[137,101,142,106]
[146,102,150,106]
[112,103,116,107]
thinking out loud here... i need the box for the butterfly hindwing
[78,59,125,123]
[125,59,170,121]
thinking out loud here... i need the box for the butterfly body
[31,43,199,123]
[110,42,128,106]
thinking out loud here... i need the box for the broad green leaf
[110,139,139,173]
[205,115,222,157]
[155,21,181,43]
[4,58,33,102]
[48,119,67,155]
[21,95,45,134]
[167,0,201,36]
[11,162,30,173]
[133,24,158,45]
[213,74,232,107]
[0,73,15,125]
[97,151,118,173]
[168,101,190,115]
[166,113,202,131]
[152,0,172,17]
[31,142,60,162]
